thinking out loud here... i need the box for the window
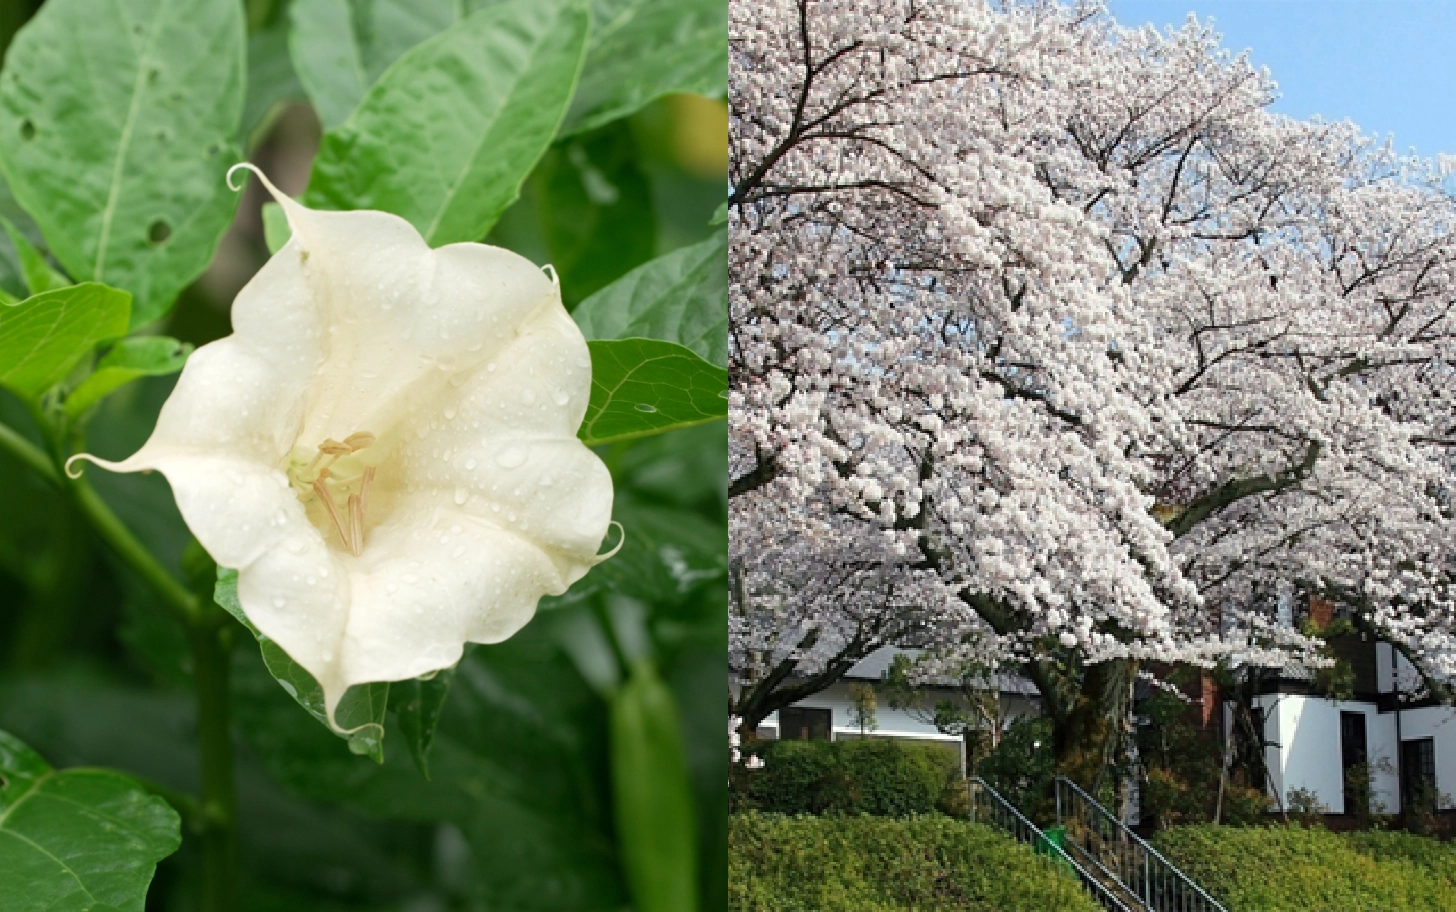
[1401,738,1437,814]
[779,706,832,741]
[1340,712,1368,815]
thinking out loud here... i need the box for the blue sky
[1105,1,1456,158]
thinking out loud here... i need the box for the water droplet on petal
[465,458,477,470]
[552,389,570,406]
[454,486,469,505]
[496,446,527,469]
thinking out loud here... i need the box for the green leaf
[611,660,698,912]
[63,336,192,419]
[561,0,728,137]
[709,201,727,225]
[288,0,464,129]
[288,0,369,130]
[0,676,449,909]
[387,664,457,779]
[572,227,727,366]
[229,608,631,910]
[261,201,290,255]
[0,729,181,911]
[243,12,304,146]
[1,217,68,294]
[0,283,131,400]
[591,496,726,607]
[579,338,727,446]
[215,568,389,761]
[0,176,43,300]
[531,122,656,307]
[0,0,246,328]
[305,0,592,246]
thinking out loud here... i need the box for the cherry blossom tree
[729,0,1456,773]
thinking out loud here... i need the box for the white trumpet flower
[70,164,616,727]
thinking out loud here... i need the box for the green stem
[0,412,235,903]
[0,415,196,624]
[190,611,238,912]
[0,418,58,484]
[69,477,196,624]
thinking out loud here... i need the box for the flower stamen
[312,469,352,551]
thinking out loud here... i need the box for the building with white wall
[753,646,1042,774]
[1257,640,1456,817]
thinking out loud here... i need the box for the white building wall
[1257,694,1398,814]
[1394,706,1456,810]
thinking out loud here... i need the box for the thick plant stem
[72,478,197,622]
[190,611,238,912]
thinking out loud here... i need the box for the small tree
[848,682,879,737]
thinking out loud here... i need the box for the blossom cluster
[729,0,1456,701]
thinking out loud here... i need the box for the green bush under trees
[1153,824,1456,911]
[728,813,1101,912]
[735,739,962,817]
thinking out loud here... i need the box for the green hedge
[729,812,1102,912]
[1153,824,1456,911]
[738,738,961,817]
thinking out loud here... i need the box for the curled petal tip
[225,161,257,192]
[225,162,293,210]
[64,453,92,479]
[541,264,559,288]
[592,520,625,565]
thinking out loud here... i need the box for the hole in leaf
[633,403,657,413]
[206,142,221,157]
[148,219,171,244]
[19,120,34,141]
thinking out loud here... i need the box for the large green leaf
[562,0,728,137]
[0,283,131,400]
[580,338,727,446]
[1,217,68,295]
[288,0,462,129]
[572,226,726,365]
[0,0,246,328]
[532,121,657,308]
[304,0,591,245]
[63,336,191,419]
[243,12,305,146]
[215,568,389,761]
[612,660,698,912]
[288,0,369,130]
[0,729,181,912]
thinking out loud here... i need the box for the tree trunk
[1054,659,1135,791]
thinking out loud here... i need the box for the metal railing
[1054,776,1229,912]
[969,777,1139,912]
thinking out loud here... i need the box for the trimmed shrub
[741,738,960,817]
[1154,824,1456,911]
[729,812,1102,912]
